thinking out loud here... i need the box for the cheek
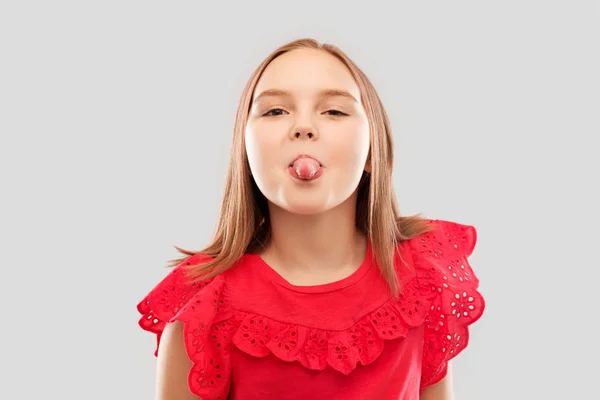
[245,123,281,174]
[326,120,370,167]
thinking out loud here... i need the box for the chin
[275,195,336,216]
[280,201,331,216]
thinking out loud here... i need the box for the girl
[137,38,485,400]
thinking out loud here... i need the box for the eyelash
[262,108,348,117]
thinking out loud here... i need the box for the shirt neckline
[244,239,374,294]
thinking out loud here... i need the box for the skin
[245,48,371,285]
[420,362,455,400]
[156,48,453,399]
[156,321,196,400]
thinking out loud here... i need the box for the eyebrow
[253,88,358,104]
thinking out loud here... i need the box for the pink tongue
[293,158,320,179]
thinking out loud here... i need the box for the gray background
[1,1,598,399]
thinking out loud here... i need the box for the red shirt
[137,219,485,399]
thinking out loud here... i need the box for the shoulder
[137,253,235,398]
[137,251,270,337]
[409,218,477,257]
[403,218,485,392]
[394,218,477,280]
[137,253,216,325]
[405,218,482,309]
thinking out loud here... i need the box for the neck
[260,192,368,279]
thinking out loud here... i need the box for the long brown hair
[169,38,433,296]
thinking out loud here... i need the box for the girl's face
[245,49,370,215]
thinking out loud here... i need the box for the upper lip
[288,154,323,167]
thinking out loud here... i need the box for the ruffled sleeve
[412,219,486,391]
[136,254,235,400]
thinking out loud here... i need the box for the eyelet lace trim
[414,219,485,390]
[229,274,432,375]
[137,220,484,399]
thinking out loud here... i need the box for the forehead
[253,49,361,102]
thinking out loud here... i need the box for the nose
[290,126,318,141]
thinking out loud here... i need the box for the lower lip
[288,165,324,181]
